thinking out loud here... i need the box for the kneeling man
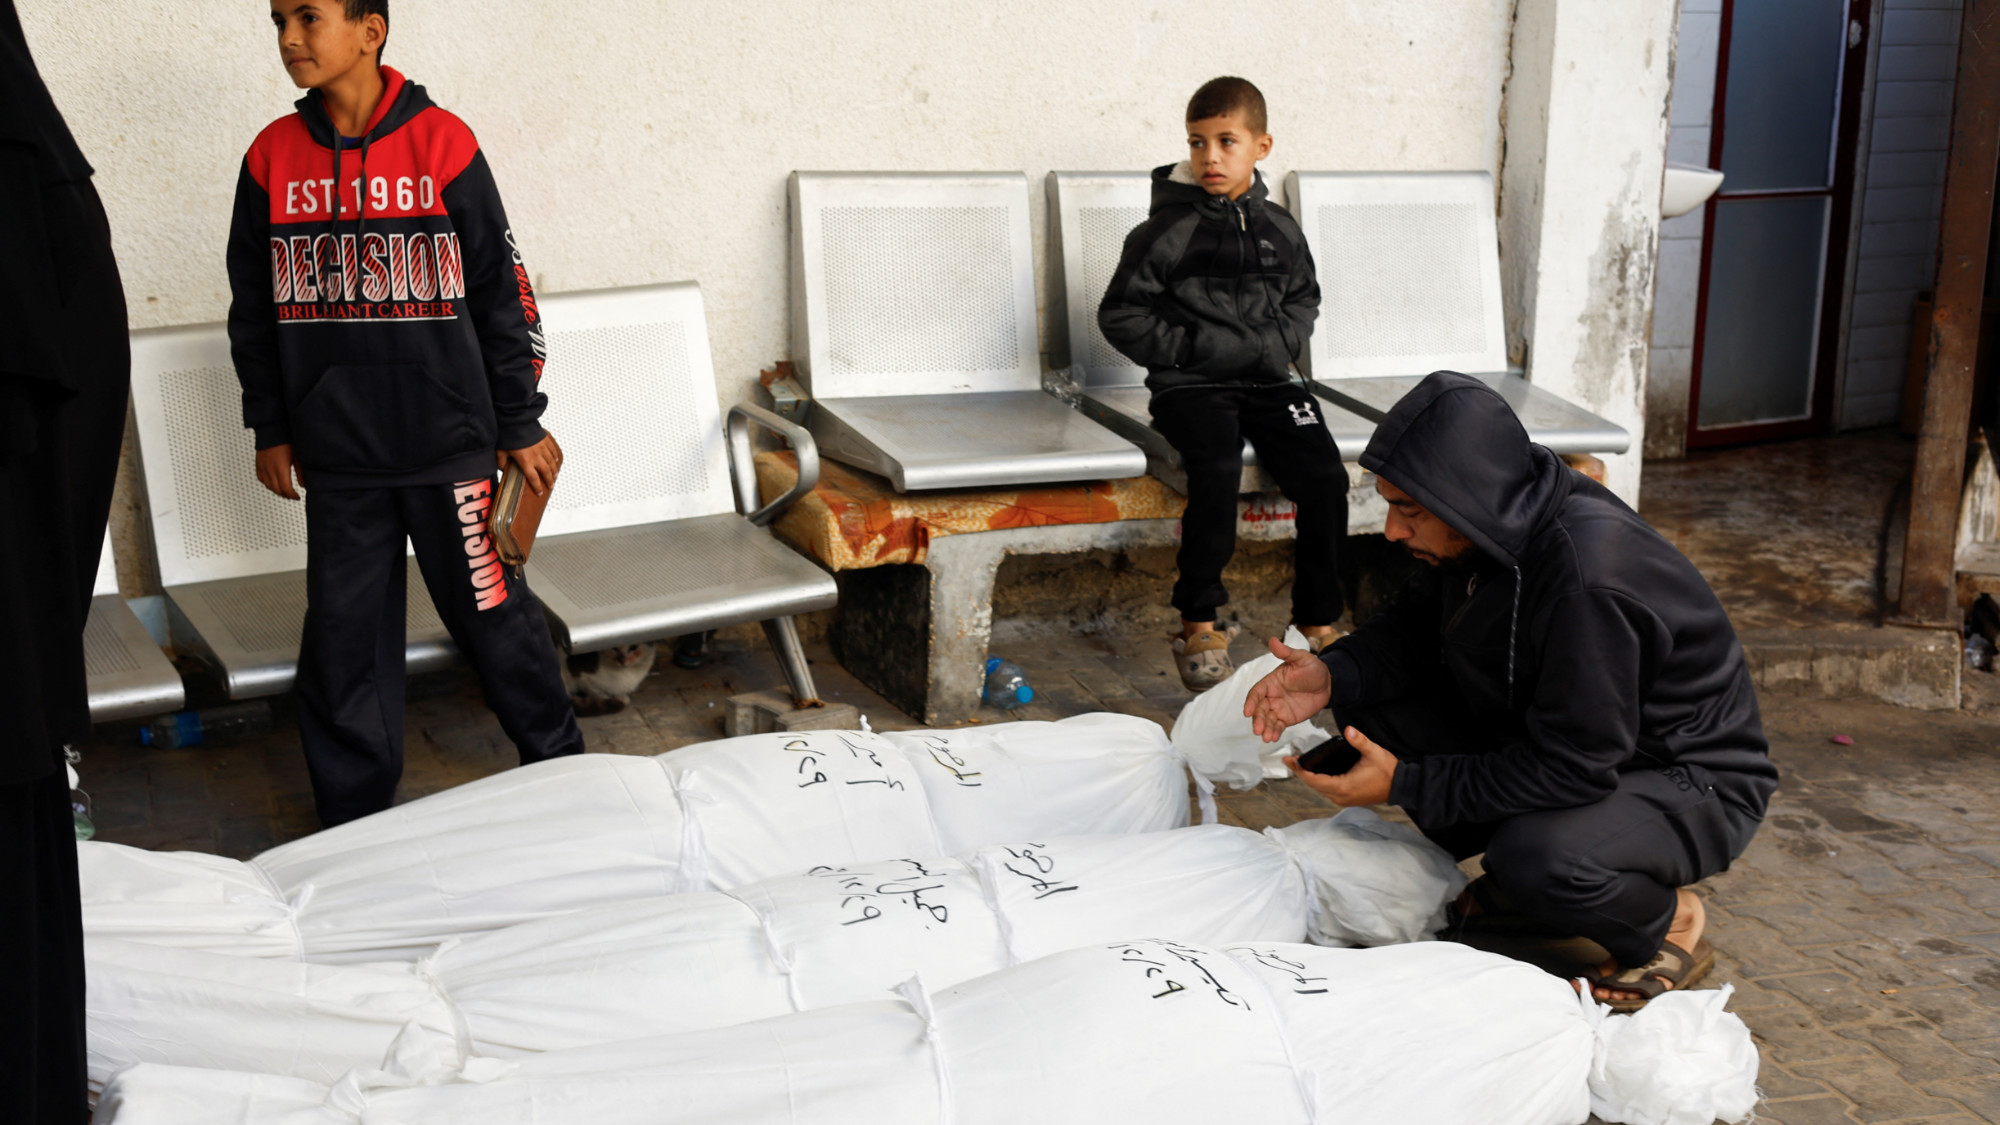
[1246,371,1774,1008]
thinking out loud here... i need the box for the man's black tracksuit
[1321,373,1777,967]
[1098,163,1346,626]
[227,68,582,826]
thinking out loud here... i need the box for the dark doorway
[1687,0,1873,446]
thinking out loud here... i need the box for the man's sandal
[1580,936,1715,1013]
[1172,623,1240,692]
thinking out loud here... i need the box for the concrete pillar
[1499,0,1679,504]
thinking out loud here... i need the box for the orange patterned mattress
[755,451,1186,571]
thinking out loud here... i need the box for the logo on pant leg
[453,479,510,611]
[1288,401,1318,427]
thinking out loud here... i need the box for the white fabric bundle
[81,714,1203,963]
[94,941,1758,1125]
[84,813,1465,1090]
[1169,626,1333,790]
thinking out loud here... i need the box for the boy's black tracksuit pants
[297,474,584,826]
[1149,381,1348,625]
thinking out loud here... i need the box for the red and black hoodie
[226,68,546,489]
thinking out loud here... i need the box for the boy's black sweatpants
[1149,382,1348,625]
[297,474,585,826]
[1324,688,1761,968]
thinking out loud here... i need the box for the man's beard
[1405,542,1490,575]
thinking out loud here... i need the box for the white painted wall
[1500,0,1678,502]
[1841,0,1962,430]
[21,0,1513,407]
[1645,0,1722,458]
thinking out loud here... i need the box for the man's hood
[1358,371,1572,569]
[1149,161,1269,219]
[296,66,433,148]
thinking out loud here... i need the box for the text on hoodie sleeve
[440,148,547,451]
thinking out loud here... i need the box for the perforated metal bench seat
[132,324,463,700]
[1071,382,1378,468]
[1314,373,1631,455]
[789,171,1145,492]
[531,515,837,652]
[162,560,456,700]
[86,539,185,723]
[807,391,1147,492]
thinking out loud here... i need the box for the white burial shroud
[84,813,1468,1091]
[80,714,1212,963]
[94,940,1760,1125]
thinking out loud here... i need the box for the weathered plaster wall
[21,0,1678,583]
[22,1,1513,389]
[1500,0,1677,501]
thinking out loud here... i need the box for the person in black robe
[0,2,132,1119]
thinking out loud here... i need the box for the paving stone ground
[73,608,2000,1124]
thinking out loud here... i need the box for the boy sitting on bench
[1098,76,1348,691]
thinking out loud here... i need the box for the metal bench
[1044,171,1378,482]
[130,283,836,706]
[1045,170,1631,461]
[130,325,458,699]
[788,171,1147,492]
[84,532,184,721]
[527,282,838,706]
[1281,170,1631,455]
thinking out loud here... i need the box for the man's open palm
[1243,637,1333,742]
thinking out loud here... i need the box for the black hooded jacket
[1096,162,1319,394]
[226,67,548,490]
[1322,372,1776,827]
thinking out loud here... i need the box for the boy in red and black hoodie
[227,0,583,826]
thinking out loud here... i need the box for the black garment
[225,66,549,490]
[1334,691,1758,967]
[1150,383,1346,624]
[1320,372,1777,827]
[297,475,584,826]
[0,772,87,1123]
[1097,162,1320,393]
[1336,692,1760,964]
[0,6,128,1121]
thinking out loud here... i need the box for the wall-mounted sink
[1662,163,1726,219]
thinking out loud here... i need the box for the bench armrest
[726,402,821,527]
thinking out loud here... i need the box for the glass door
[1687,0,1871,445]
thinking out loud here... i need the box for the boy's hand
[499,432,563,497]
[1282,726,1397,807]
[255,444,304,501]
[1242,636,1332,741]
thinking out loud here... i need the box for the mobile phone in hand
[1295,740,1361,777]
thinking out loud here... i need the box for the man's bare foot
[1582,887,1705,1003]
[1181,619,1219,641]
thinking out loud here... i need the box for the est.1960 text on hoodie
[225,67,548,490]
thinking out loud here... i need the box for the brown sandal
[1581,936,1715,1013]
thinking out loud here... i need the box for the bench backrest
[534,282,735,535]
[789,171,1040,399]
[132,324,311,587]
[1283,171,1509,380]
[131,282,731,587]
[96,531,119,598]
[1046,172,1152,389]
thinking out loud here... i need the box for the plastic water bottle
[71,789,95,841]
[140,701,274,748]
[982,657,1034,710]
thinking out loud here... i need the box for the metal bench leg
[760,616,823,708]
